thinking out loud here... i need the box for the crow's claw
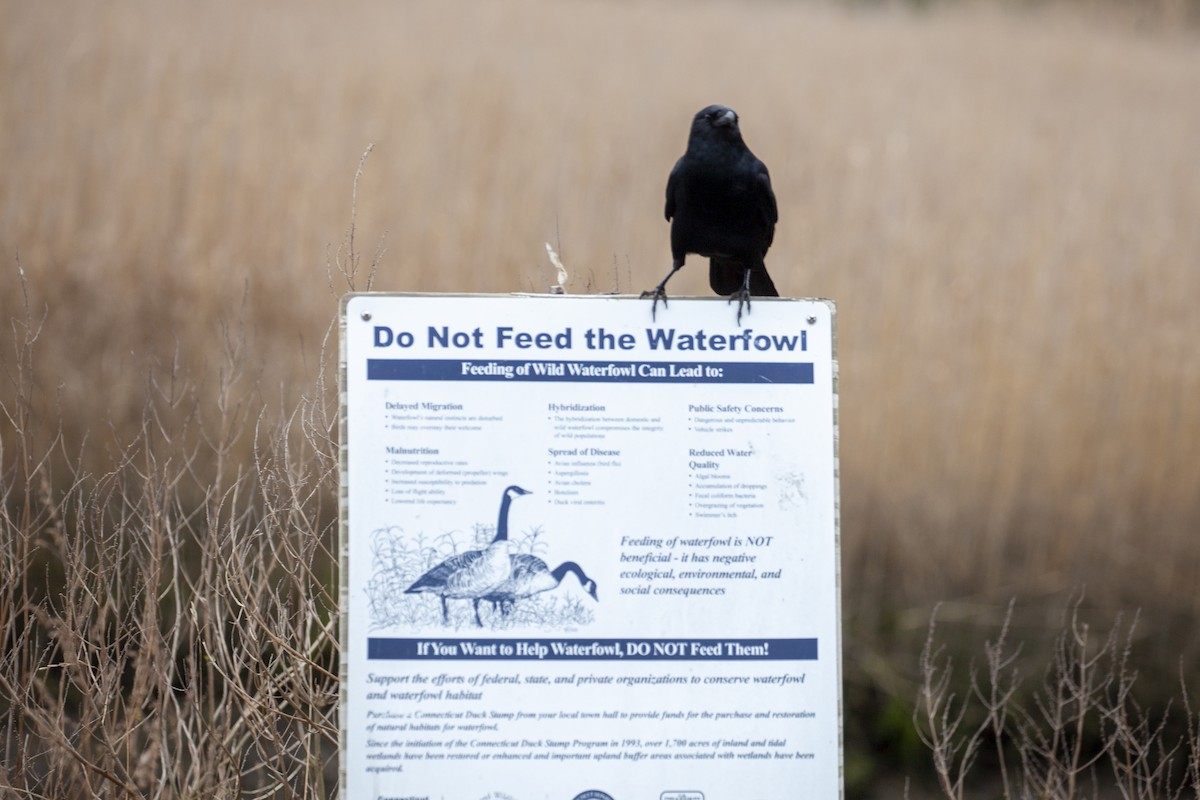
[640,286,669,322]
[727,288,752,326]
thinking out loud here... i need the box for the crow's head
[689,104,744,145]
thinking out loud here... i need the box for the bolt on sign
[340,294,842,800]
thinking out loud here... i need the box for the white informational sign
[340,294,841,800]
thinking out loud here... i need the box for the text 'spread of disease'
[340,294,841,800]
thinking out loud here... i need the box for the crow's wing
[664,157,685,222]
[754,163,778,251]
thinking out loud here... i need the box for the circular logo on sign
[572,792,615,800]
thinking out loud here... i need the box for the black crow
[642,104,779,324]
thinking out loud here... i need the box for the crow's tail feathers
[710,258,779,298]
[748,265,779,297]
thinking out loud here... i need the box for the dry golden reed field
[3,0,1200,792]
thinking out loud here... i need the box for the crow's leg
[473,598,484,628]
[440,596,450,624]
[727,267,754,326]
[641,259,684,322]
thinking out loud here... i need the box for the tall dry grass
[1,271,342,796]
[3,0,1200,795]
[917,599,1200,800]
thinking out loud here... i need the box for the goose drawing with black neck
[483,557,600,618]
[404,485,531,627]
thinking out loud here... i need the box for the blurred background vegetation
[3,0,1199,795]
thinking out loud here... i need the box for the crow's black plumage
[642,104,779,324]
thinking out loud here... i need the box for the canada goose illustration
[404,485,531,627]
[483,556,599,617]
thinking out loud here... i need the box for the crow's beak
[714,108,738,128]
